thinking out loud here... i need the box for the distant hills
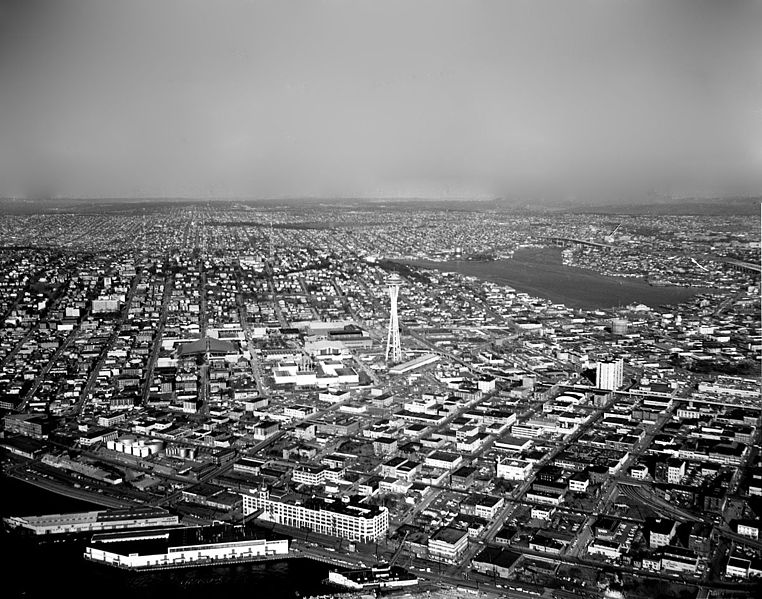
[1,195,759,216]
[567,196,761,216]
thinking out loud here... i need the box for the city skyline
[0,201,759,598]
[1,1,761,597]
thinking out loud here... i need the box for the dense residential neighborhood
[0,201,760,599]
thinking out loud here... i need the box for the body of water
[0,474,333,599]
[404,247,715,310]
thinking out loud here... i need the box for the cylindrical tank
[611,318,628,335]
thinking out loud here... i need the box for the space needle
[385,273,403,364]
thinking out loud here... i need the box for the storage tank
[611,318,628,335]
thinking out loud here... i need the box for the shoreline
[395,249,715,310]
[4,470,132,510]
[1,472,381,576]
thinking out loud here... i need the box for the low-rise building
[496,458,532,481]
[428,526,469,563]
[242,487,388,543]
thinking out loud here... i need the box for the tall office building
[596,358,623,390]
[385,274,402,364]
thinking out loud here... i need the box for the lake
[402,247,715,310]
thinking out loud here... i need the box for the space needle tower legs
[385,274,403,364]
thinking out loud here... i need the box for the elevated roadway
[546,237,613,251]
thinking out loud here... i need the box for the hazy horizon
[1,0,761,202]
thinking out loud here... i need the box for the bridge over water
[546,237,614,251]
[720,258,761,274]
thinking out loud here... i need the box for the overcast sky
[0,0,760,201]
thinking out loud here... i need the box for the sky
[0,0,760,201]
